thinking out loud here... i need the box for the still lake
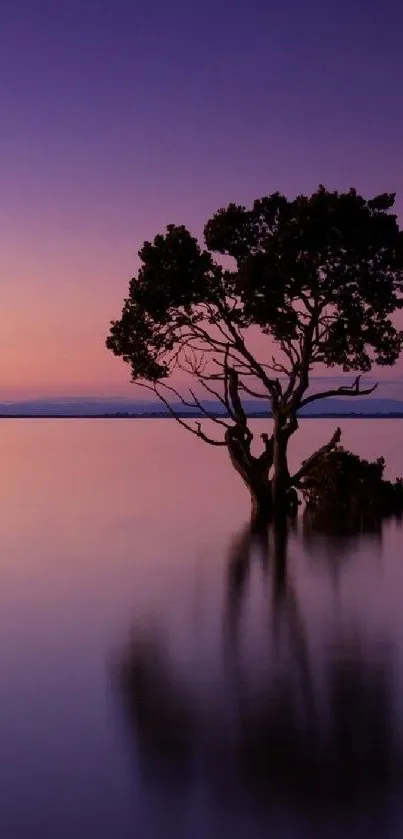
[1,418,403,838]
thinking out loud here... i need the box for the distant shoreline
[0,413,402,420]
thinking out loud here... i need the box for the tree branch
[239,381,270,400]
[288,303,322,411]
[188,387,231,427]
[215,300,283,401]
[158,380,230,427]
[228,368,248,427]
[291,427,342,485]
[136,383,227,446]
[299,376,378,410]
[199,378,238,422]
[257,433,274,470]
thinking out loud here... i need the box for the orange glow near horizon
[0,231,136,398]
[1,0,403,401]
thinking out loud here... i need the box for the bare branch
[158,381,229,427]
[189,387,231,427]
[186,319,229,350]
[199,302,235,343]
[289,305,322,410]
[199,378,238,422]
[136,382,227,446]
[299,376,378,410]
[154,381,199,411]
[215,300,283,401]
[291,427,342,485]
[280,339,301,368]
[239,381,270,400]
[269,355,290,375]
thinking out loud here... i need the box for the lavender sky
[1,0,402,399]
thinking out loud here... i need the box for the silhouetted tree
[107,188,403,521]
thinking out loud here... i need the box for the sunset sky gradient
[1,0,403,398]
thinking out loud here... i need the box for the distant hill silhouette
[1,396,403,417]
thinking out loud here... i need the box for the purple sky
[1,0,402,397]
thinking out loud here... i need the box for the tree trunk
[271,425,291,517]
[225,421,300,524]
[250,480,273,530]
[225,428,273,528]
[234,456,273,529]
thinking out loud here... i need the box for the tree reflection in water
[114,520,403,833]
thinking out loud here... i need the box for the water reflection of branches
[225,516,297,624]
[224,518,318,744]
[115,524,402,828]
[225,518,312,683]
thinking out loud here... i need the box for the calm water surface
[1,419,403,838]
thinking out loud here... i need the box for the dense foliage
[107,187,403,517]
[301,447,403,519]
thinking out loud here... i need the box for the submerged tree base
[250,486,300,531]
